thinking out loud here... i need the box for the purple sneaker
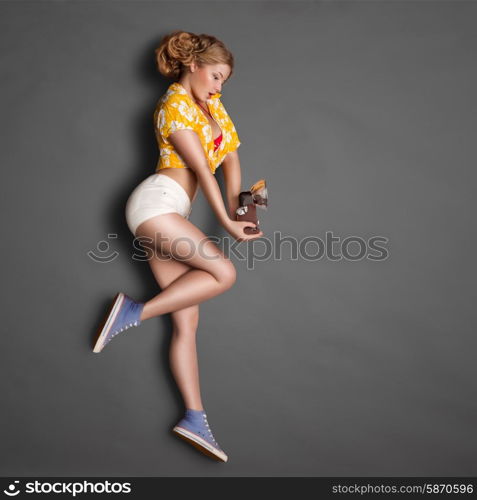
[93,293,145,353]
[172,409,228,462]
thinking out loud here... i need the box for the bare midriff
[155,166,199,204]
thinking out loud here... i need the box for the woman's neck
[177,79,206,107]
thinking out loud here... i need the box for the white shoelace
[203,415,218,444]
[107,321,139,344]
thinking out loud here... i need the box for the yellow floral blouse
[154,82,241,175]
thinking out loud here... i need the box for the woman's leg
[135,213,237,322]
[147,251,204,411]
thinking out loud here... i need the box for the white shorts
[125,174,192,236]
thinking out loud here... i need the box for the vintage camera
[235,179,268,235]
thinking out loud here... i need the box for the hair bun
[155,30,234,80]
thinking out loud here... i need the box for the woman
[92,31,262,462]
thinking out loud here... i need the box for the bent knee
[218,262,237,289]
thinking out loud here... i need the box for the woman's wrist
[221,216,234,231]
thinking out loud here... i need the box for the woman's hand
[225,219,264,242]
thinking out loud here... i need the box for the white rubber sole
[172,426,228,462]
[93,293,125,353]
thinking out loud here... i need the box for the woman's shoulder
[159,82,193,110]
[155,82,199,134]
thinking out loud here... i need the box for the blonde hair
[155,30,234,80]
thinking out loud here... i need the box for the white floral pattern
[153,82,241,174]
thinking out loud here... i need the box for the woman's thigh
[135,213,236,286]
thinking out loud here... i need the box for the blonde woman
[93,31,262,462]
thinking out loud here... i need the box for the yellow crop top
[154,82,241,175]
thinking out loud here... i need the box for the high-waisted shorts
[125,173,192,236]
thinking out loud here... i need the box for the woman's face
[190,62,231,102]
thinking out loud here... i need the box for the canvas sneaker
[93,293,144,353]
[173,409,228,462]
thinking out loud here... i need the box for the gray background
[1,0,476,477]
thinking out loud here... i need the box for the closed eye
[215,73,227,85]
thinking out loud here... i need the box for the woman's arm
[168,129,232,230]
[221,150,242,220]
